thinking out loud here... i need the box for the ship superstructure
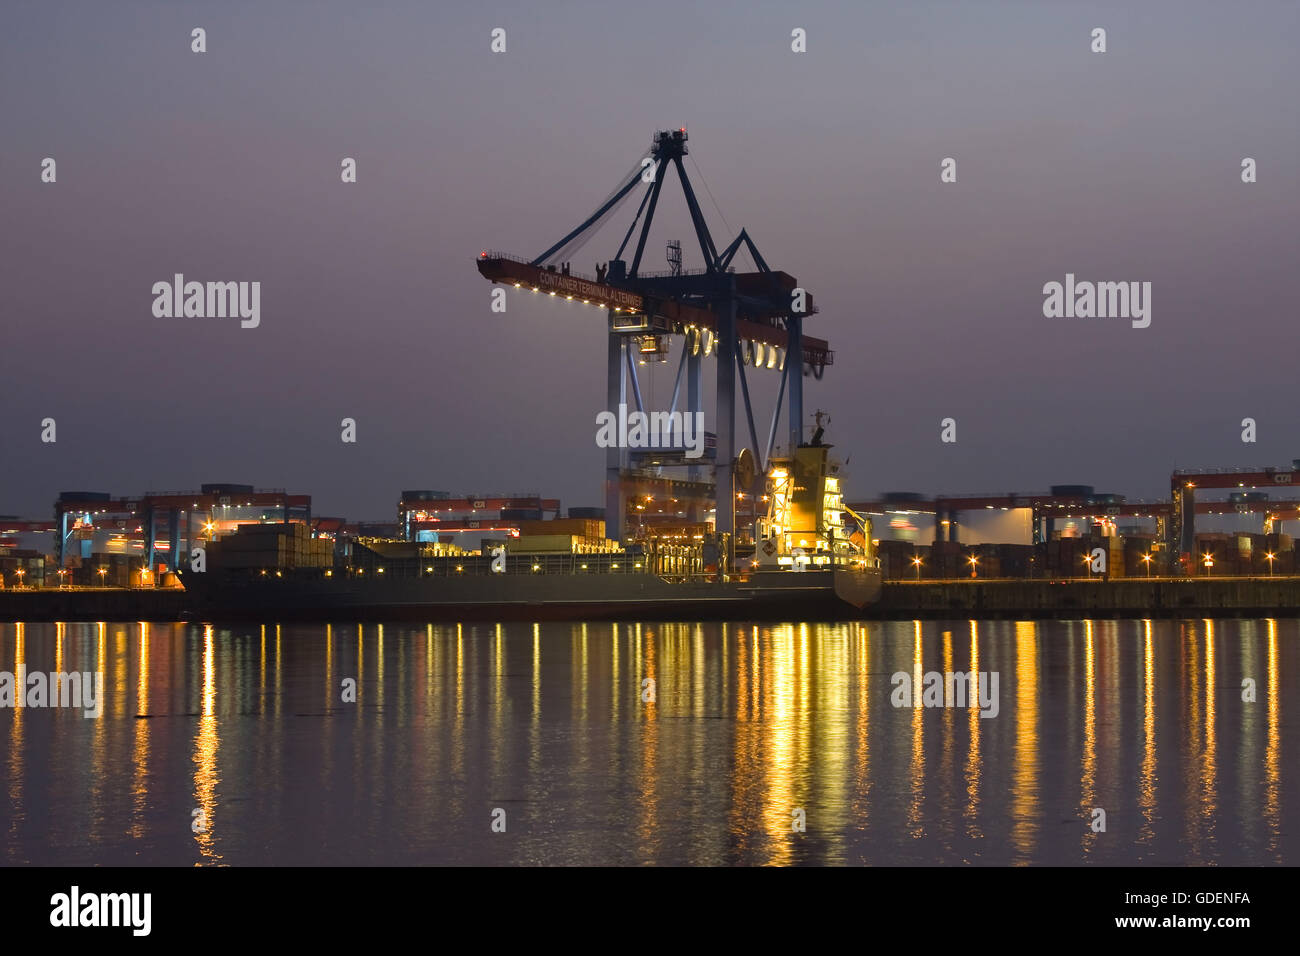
[755,413,874,572]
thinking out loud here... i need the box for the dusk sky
[2,0,1296,521]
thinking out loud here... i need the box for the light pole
[97,567,107,586]
[1141,553,1152,579]
[1264,552,1276,577]
[912,555,923,581]
[1082,553,1093,580]
[967,554,979,579]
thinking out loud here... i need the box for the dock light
[1142,553,1153,578]
[325,570,333,577]
[612,563,619,569]
[1265,552,1276,576]
[426,566,433,573]
[97,567,107,582]
[455,565,463,572]
[634,563,642,569]
[377,567,384,574]
[1203,553,1214,570]
[275,570,282,577]
[580,563,588,570]
[532,564,540,572]
[912,555,923,581]
[968,554,979,579]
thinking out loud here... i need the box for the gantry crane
[476,129,834,541]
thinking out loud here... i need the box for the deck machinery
[476,129,835,546]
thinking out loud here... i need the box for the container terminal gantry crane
[476,129,835,542]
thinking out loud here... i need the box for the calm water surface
[0,618,1294,865]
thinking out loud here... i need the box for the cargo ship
[180,437,881,622]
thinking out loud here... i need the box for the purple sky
[2,0,1297,521]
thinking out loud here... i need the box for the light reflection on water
[0,618,1294,866]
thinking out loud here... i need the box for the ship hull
[179,567,882,623]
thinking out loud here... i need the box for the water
[0,619,1294,866]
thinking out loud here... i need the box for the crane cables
[537,148,654,269]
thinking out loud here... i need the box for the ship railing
[479,250,602,285]
[347,552,657,577]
